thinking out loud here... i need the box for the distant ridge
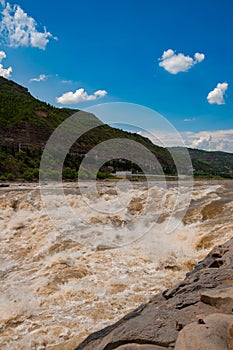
[0,76,232,180]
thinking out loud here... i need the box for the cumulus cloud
[194,52,205,62]
[0,50,12,78]
[207,82,228,105]
[0,2,57,49]
[159,49,205,74]
[181,129,233,153]
[137,128,233,153]
[30,74,48,82]
[56,88,108,104]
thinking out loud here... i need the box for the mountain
[0,76,232,180]
[171,147,233,178]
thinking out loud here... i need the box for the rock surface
[116,345,167,350]
[175,313,233,350]
[74,237,233,350]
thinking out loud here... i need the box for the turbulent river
[1,180,233,349]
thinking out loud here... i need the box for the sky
[0,0,233,152]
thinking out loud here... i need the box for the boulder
[201,286,233,312]
[74,238,233,350]
[175,313,233,350]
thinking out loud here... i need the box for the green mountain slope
[0,76,232,180]
[171,147,233,178]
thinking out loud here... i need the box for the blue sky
[0,0,233,151]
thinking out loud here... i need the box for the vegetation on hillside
[0,76,233,181]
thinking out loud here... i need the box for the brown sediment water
[0,180,233,349]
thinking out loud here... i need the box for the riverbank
[1,180,233,349]
[74,236,233,349]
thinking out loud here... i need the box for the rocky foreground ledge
[74,238,233,350]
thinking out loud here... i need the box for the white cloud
[93,89,108,98]
[194,52,205,62]
[207,82,228,105]
[61,79,73,84]
[0,50,12,78]
[0,50,5,60]
[30,74,48,82]
[181,129,233,153]
[184,117,196,122]
[136,129,187,149]
[137,128,233,153]
[0,2,57,49]
[56,88,107,104]
[159,49,205,74]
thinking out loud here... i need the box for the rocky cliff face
[74,237,233,350]
[0,120,52,148]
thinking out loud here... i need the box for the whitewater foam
[0,180,233,349]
